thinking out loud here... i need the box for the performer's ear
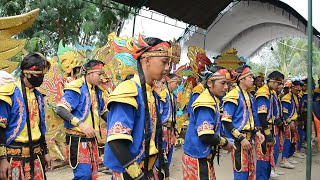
[207,80,213,88]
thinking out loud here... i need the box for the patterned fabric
[182,153,216,180]
[8,156,44,180]
[15,88,41,142]
[162,126,176,153]
[108,121,132,136]
[75,140,99,180]
[104,77,160,173]
[232,140,255,180]
[283,122,299,148]
[255,136,275,168]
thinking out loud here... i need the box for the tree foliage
[0,0,133,56]
[249,37,320,80]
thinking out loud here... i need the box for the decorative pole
[306,0,313,179]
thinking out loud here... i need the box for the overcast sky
[120,0,320,41]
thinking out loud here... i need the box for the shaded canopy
[111,0,320,37]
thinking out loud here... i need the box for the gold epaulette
[255,85,270,99]
[0,82,15,106]
[281,93,291,103]
[64,78,83,94]
[192,83,205,95]
[107,80,138,109]
[157,90,167,103]
[192,89,217,112]
[314,88,320,93]
[223,88,239,105]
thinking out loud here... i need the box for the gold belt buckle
[22,146,41,157]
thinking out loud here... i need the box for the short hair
[81,59,104,75]
[267,71,284,81]
[21,52,49,71]
[292,80,302,86]
[202,65,227,88]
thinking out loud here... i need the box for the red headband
[87,63,104,73]
[209,69,231,80]
[238,67,252,80]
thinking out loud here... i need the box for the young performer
[182,65,234,179]
[157,73,181,177]
[0,53,51,180]
[255,71,284,179]
[104,35,178,179]
[222,66,265,180]
[56,60,108,179]
[280,80,301,169]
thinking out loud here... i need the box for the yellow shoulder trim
[255,85,270,99]
[107,80,138,109]
[192,89,216,112]
[192,83,205,95]
[281,93,291,103]
[314,88,320,93]
[158,90,167,103]
[223,88,239,105]
[64,78,83,94]
[0,82,15,106]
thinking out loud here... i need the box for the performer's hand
[44,154,52,171]
[0,158,10,180]
[223,140,236,151]
[240,139,252,150]
[79,123,96,138]
[289,121,295,131]
[256,131,265,144]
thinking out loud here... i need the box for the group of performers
[1,32,320,180]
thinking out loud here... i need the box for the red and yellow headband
[208,69,231,81]
[238,67,253,80]
[138,34,181,62]
[87,63,104,73]
[22,65,49,75]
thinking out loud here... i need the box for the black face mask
[27,74,44,87]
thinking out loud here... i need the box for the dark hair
[81,59,104,75]
[20,52,50,77]
[233,65,251,84]
[202,65,226,88]
[136,36,168,170]
[137,37,169,60]
[292,80,302,86]
[21,53,47,70]
[267,71,284,81]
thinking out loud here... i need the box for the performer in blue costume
[280,80,301,169]
[222,66,265,180]
[254,71,285,180]
[296,79,308,157]
[0,53,51,180]
[56,60,108,180]
[182,65,234,180]
[157,73,181,177]
[104,35,179,180]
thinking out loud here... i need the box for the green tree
[250,37,320,79]
[0,0,133,56]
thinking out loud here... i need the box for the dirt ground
[47,146,320,180]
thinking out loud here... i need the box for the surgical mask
[27,74,44,87]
